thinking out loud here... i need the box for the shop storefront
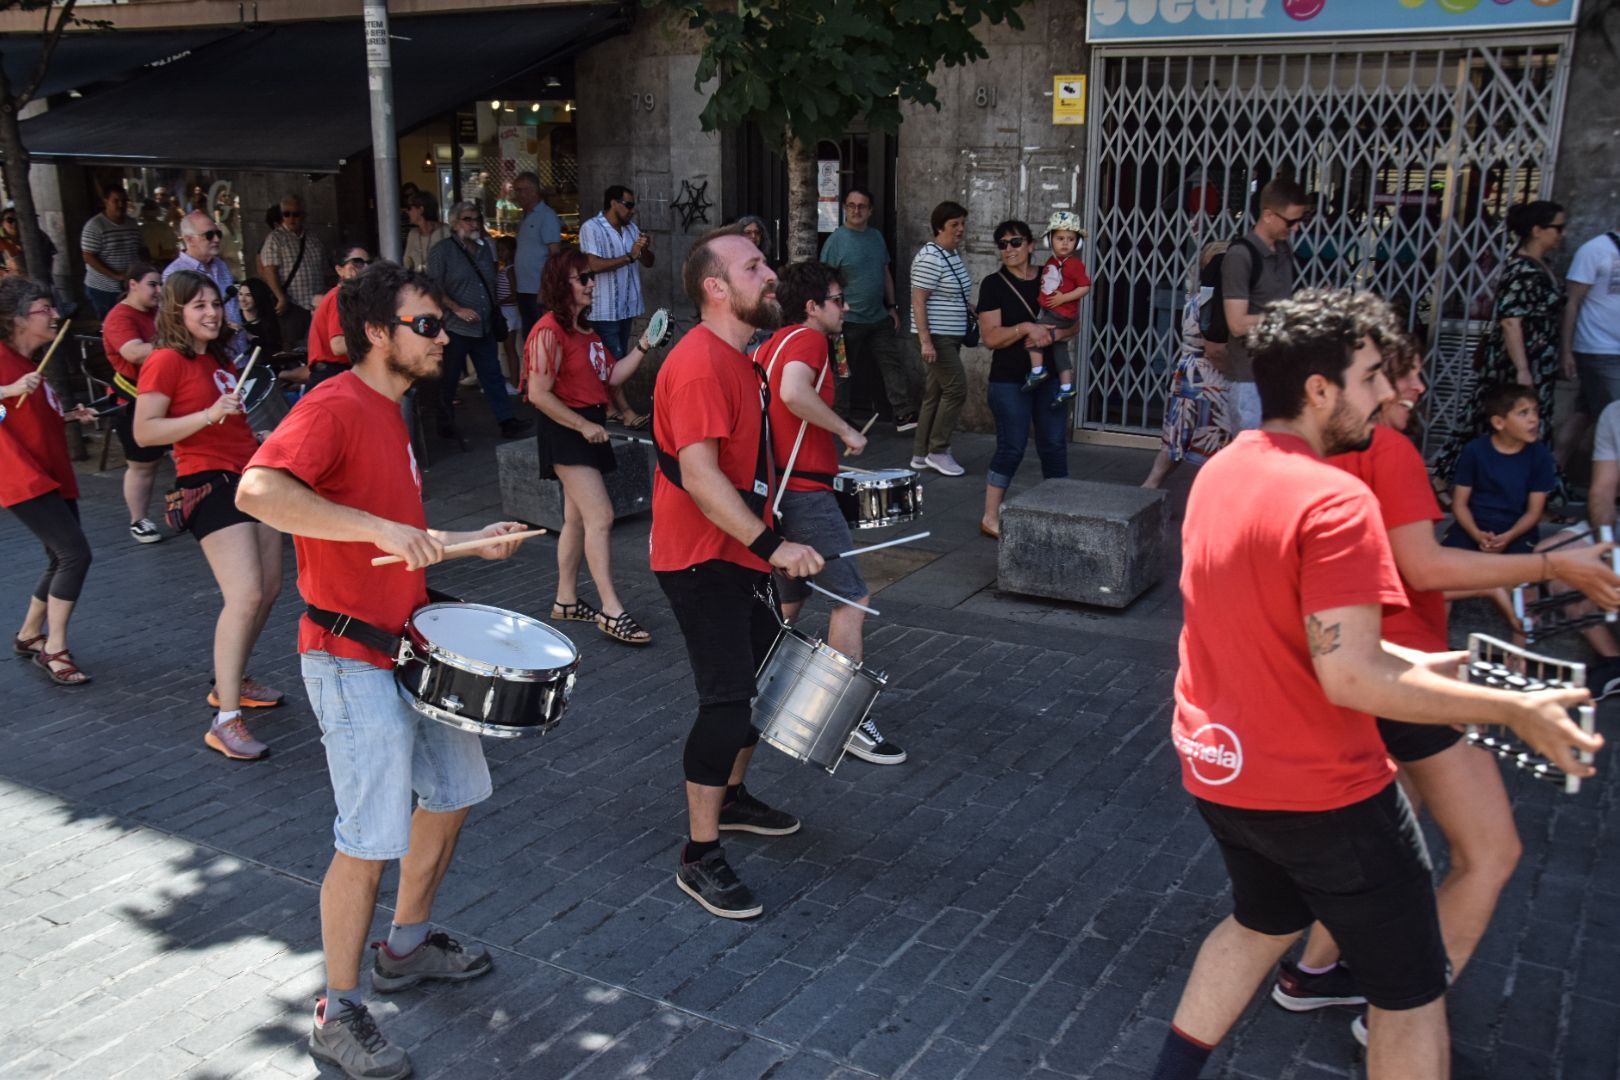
[1078,0,1583,453]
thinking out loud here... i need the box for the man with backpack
[1561,227,1620,418]
[1212,178,1310,431]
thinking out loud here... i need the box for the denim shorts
[774,489,869,604]
[302,650,492,860]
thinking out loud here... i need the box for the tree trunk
[0,62,50,286]
[784,130,818,264]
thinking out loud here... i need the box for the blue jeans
[1234,382,1263,431]
[986,379,1069,489]
[301,650,492,860]
[593,317,634,360]
[438,330,513,423]
[85,286,121,319]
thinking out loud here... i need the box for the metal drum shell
[751,625,886,772]
[395,603,579,739]
[833,469,923,530]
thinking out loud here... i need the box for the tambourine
[644,308,673,349]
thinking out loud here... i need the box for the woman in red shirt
[102,261,167,543]
[524,249,654,645]
[1,279,98,685]
[134,270,284,761]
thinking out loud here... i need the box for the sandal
[33,647,90,686]
[551,599,601,623]
[13,633,45,656]
[597,610,651,646]
[622,411,651,431]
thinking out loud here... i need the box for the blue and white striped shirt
[578,212,644,322]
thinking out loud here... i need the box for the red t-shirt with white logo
[0,343,77,506]
[1173,431,1404,811]
[761,325,837,494]
[526,312,610,409]
[1038,254,1091,321]
[100,301,156,389]
[650,323,772,573]
[307,287,346,367]
[1331,425,1448,652]
[137,348,259,477]
[247,371,428,670]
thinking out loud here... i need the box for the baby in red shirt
[1025,211,1092,405]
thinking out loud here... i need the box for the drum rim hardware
[403,602,580,684]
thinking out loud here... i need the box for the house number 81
[974,86,997,108]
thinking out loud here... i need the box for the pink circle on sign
[1284,0,1326,18]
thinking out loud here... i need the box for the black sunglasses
[343,257,371,268]
[616,199,636,210]
[822,293,849,307]
[994,237,1028,250]
[396,314,444,338]
[1277,212,1309,226]
[196,229,222,241]
[572,270,596,285]
[282,210,305,219]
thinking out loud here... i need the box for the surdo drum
[752,624,886,773]
[396,603,579,738]
[833,468,923,530]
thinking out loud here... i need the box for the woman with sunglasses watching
[306,243,372,391]
[975,219,1075,538]
[525,250,654,645]
[1,279,99,685]
[135,271,285,761]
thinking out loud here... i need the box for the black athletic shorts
[112,400,170,464]
[178,470,258,542]
[1195,782,1449,1011]
[1376,717,1464,763]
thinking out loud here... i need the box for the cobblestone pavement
[2,411,1616,1080]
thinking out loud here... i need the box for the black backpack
[1199,236,1262,344]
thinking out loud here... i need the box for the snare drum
[395,603,579,738]
[833,468,923,530]
[238,366,289,437]
[752,625,885,773]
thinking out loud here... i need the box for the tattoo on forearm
[1306,615,1341,657]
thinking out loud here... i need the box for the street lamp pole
[364,0,400,260]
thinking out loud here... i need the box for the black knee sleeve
[684,699,755,786]
[47,531,93,602]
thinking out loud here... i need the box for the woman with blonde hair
[1142,240,1237,489]
[134,270,284,760]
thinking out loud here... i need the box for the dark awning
[18,6,626,172]
[1,29,238,100]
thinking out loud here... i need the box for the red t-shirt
[526,312,610,409]
[0,343,77,506]
[100,301,156,392]
[137,348,260,477]
[307,288,346,366]
[247,371,429,670]
[650,323,772,573]
[1332,425,1448,652]
[1039,255,1092,320]
[1173,431,1405,812]
[762,325,837,494]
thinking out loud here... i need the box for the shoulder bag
[928,243,979,348]
[454,241,509,342]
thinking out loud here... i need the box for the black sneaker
[895,414,918,434]
[370,931,493,993]
[1587,656,1620,702]
[499,417,534,439]
[309,998,412,1080]
[845,716,906,765]
[1271,960,1367,1012]
[717,784,801,835]
[676,846,763,919]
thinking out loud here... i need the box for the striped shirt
[909,242,973,337]
[79,213,144,293]
[578,212,644,321]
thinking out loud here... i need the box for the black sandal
[597,610,651,646]
[550,599,601,623]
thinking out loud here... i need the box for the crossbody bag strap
[998,267,1041,321]
[653,354,774,519]
[454,240,498,310]
[1607,232,1620,257]
[929,242,974,312]
[281,233,308,295]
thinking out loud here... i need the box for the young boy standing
[1443,383,1557,554]
[1024,211,1091,405]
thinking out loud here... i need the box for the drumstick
[842,414,878,456]
[235,347,263,391]
[824,531,931,562]
[370,527,547,566]
[805,579,879,616]
[18,319,71,406]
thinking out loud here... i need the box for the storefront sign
[1053,75,1087,125]
[1087,0,1581,43]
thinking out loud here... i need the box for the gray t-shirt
[1594,400,1620,463]
[79,213,144,293]
[1223,230,1296,382]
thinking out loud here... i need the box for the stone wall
[1555,8,1620,244]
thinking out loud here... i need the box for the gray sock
[324,987,361,1021]
[386,920,430,957]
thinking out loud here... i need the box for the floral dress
[1160,293,1235,465]
[1433,253,1566,483]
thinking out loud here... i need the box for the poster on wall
[1086,0,1580,43]
[817,159,841,233]
[1053,76,1087,125]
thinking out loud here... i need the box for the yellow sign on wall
[1053,75,1087,125]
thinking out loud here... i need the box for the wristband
[748,529,784,562]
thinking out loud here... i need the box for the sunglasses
[396,314,445,338]
[282,210,304,219]
[994,237,1028,250]
[193,229,222,241]
[1277,212,1309,227]
[822,293,849,307]
[1546,223,1567,232]
[616,199,637,210]
[343,257,371,268]
[571,270,597,285]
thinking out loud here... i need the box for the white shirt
[1569,231,1620,355]
[578,212,643,322]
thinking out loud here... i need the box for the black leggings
[10,493,92,603]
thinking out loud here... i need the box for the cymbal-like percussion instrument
[1459,633,1597,795]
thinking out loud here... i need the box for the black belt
[306,588,462,660]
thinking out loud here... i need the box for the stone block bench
[997,478,1169,609]
[495,436,653,531]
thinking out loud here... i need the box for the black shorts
[1377,717,1464,763]
[112,400,170,464]
[655,560,779,705]
[1195,783,1448,1011]
[536,404,617,481]
[178,470,258,541]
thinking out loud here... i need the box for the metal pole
[364,0,400,260]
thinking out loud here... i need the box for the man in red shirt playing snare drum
[238,262,528,1080]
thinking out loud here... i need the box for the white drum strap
[764,326,829,518]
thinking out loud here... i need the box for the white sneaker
[924,451,965,477]
[129,518,163,544]
[505,382,521,396]
[909,456,929,470]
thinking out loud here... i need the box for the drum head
[237,368,275,410]
[645,308,672,348]
[410,603,578,674]
[836,468,915,490]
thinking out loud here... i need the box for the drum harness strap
[305,588,462,662]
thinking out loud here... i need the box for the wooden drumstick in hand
[843,414,878,457]
[19,319,72,406]
[370,528,547,566]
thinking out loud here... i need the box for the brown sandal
[597,610,651,646]
[34,648,90,686]
[551,599,601,623]
[13,633,45,656]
